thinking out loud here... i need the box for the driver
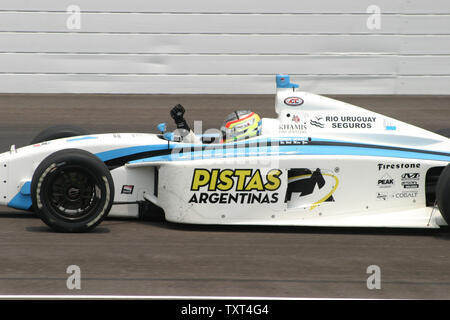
[220,110,261,143]
[170,104,261,144]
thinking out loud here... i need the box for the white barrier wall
[0,0,449,94]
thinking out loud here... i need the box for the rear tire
[435,128,450,138]
[31,125,90,144]
[436,164,450,225]
[31,149,114,232]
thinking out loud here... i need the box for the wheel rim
[44,164,103,221]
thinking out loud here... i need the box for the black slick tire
[31,125,90,144]
[31,149,114,232]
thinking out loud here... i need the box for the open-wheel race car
[0,75,449,232]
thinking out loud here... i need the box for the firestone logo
[377,163,421,171]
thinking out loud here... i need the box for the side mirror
[163,132,174,141]
[157,122,167,133]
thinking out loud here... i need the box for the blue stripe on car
[130,144,450,163]
[96,145,170,162]
[67,136,98,142]
[7,181,32,210]
[94,137,450,165]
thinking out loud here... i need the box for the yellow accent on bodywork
[288,173,339,211]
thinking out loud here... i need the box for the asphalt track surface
[0,94,449,299]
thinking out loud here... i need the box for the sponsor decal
[284,97,304,106]
[376,192,388,201]
[286,168,338,210]
[189,168,282,204]
[402,181,419,189]
[384,119,397,131]
[33,141,50,147]
[401,173,420,180]
[292,115,301,123]
[121,185,134,194]
[377,163,421,171]
[377,173,394,188]
[278,138,309,145]
[378,191,419,200]
[324,115,377,129]
[393,191,418,199]
[279,123,307,133]
[310,117,325,128]
[279,113,307,134]
[401,172,420,189]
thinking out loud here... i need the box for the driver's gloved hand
[170,104,190,131]
[170,104,185,121]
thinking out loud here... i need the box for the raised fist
[170,104,185,121]
[170,104,190,131]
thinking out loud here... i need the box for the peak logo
[284,97,304,106]
[286,168,339,210]
[377,173,394,188]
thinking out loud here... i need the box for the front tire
[31,125,90,144]
[31,149,114,232]
[436,164,450,225]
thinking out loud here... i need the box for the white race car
[1,75,449,232]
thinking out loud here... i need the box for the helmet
[221,110,261,143]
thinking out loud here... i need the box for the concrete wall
[0,0,449,94]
